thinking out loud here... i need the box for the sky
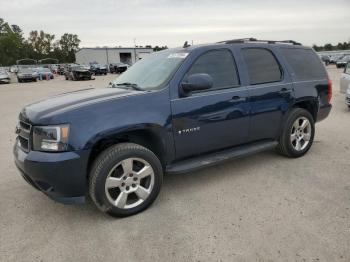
[1,0,350,48]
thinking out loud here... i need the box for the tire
[277,108,315,158]
[89,143,163,217]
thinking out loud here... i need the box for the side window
[280,48,327,81]
[186,49,239,90]
[242,48,282,85]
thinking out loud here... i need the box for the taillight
[327,77,332,103]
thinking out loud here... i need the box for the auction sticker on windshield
[167,53,189,59]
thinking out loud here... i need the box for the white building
[75,47,153,65]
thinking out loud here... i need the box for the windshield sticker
[167,53,189,59]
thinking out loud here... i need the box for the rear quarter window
[241,48,282,85]
[280,48,327,81]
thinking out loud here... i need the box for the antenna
[183,41,190,48]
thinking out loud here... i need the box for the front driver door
[171,49,250,160]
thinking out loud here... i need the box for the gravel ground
[0,67,349,262]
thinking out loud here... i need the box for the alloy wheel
[290,117,312,151]
[104,158,155,209]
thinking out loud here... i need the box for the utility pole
[133,38,137,64]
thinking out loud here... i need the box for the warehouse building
[75,47,153,65]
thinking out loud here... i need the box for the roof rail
[218,38,301,45]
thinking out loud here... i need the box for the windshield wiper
[116,82,144,91]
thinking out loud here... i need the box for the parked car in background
[17,68,38,82]
[330,54,344,64]
[0,69,11,84]
[340,62,350,94]
[90,64,108,75]
[50,64,59,74]
[65,65,93,80]
[13,39,332,217]
[58,64,66,75]
[109,63,129,73]
[336,55,350,68]
[320,55,330,65]
[346,85,350,109]
[35,68,54,80]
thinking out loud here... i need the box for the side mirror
[181,73,213,95]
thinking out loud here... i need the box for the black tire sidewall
[90,143,163,217]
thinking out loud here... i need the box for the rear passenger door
[240,47,294,141]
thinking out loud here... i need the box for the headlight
[32,125,70,151]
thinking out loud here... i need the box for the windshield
[72,66,86,70]
[111,49,188,90]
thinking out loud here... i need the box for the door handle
[279,88,292,96]
[229,96,246,102]
[279,88,291,93]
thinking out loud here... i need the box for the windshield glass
[111,49,188,90]
[72,66,86,70]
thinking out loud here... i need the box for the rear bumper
[316,104,332,122]
[13,142,90,204]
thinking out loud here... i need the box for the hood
[21,87,139,124]
[73,68,90,72]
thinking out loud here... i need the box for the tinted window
[242,48,282,85]
[281,48,327,81]
[186,49,239,90]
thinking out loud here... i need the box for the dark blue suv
[14,38,332,217]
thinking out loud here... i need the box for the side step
[166,140,278,175]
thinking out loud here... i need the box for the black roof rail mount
[218,38,301,46]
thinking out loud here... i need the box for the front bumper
[13,142,90,204]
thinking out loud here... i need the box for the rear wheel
[277,108,315,158]
[89,143,163,217]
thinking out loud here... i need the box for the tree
[27,30,55,57]
[58,33,81,62]
[153,45,168,52]
[324,43,333,51]
[0,19,25,65]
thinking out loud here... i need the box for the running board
[166,140,278,175]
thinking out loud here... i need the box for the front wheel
[89,143,163,217]
[277,108,315,158]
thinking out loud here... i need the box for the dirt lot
[0,67,349,262]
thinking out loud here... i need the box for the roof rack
[218,38,301,46]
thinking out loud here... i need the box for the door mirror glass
[181,73,213,94]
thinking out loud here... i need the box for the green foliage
[0,17,81,66]
[153,45,168,52]
[313,41,350,52]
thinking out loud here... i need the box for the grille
[17,120,31,152]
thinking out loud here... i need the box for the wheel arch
[86,125,170,176]
[292,98,318,121]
